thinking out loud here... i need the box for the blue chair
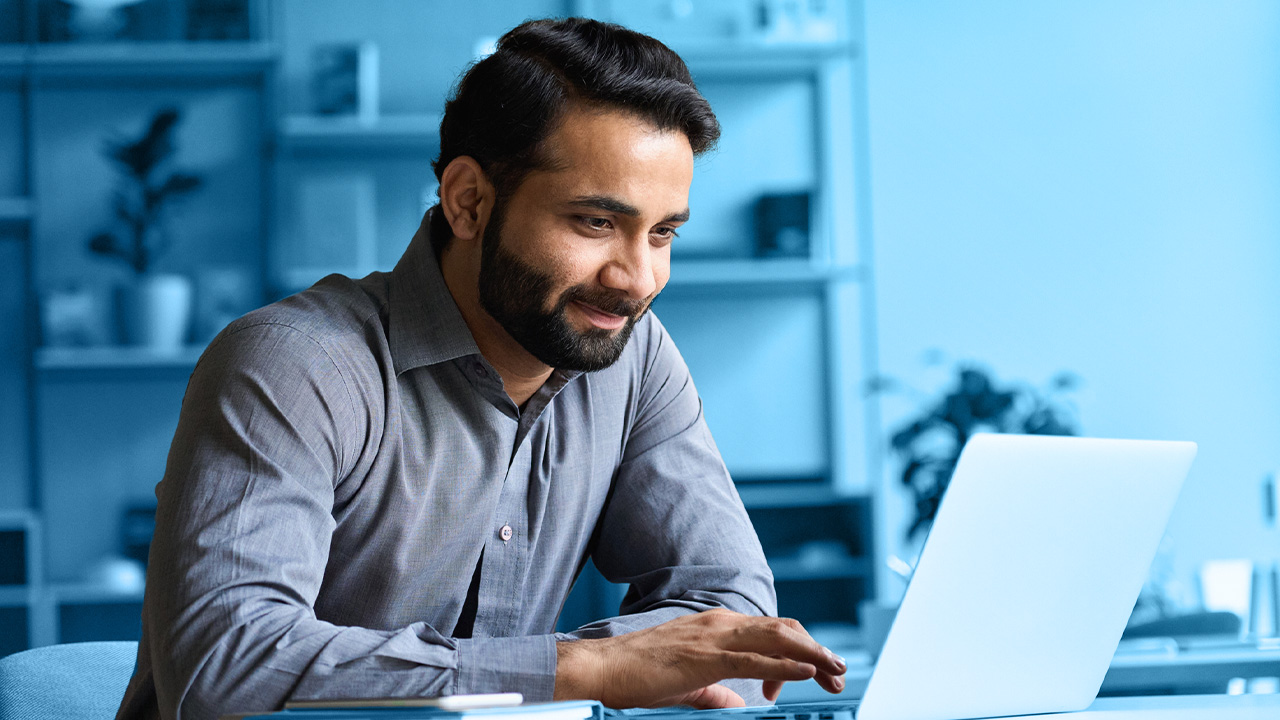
[0,642,138,720]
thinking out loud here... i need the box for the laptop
[655,434,1197,720]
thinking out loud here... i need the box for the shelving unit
[0,0,275,654]
[3,0,882,652]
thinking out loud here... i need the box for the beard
[477,206,652,372]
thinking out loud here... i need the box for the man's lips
[571,300,628,330]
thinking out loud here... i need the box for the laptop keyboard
[608,701,859,720]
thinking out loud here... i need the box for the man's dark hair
[428,17,720,255]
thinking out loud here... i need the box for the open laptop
[656,434,1197,720]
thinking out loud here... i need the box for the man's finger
[762,679,783,702]
[678,683,747,710]
[726,618,846,675]
[778,617,848,695]
[718,652,817,682]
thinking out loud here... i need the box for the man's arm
[133,321,556,720]
[551,316,846,707]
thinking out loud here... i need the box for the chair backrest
[0,642,138,720]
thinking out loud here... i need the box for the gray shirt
[118,219,776,720]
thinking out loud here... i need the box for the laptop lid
[856,434,1196,720]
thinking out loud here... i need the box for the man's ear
[438,156,495,243]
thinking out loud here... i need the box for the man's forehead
[523,106,694,212]
[538,106,691,169]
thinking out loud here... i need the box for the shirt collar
[388,213,482,375]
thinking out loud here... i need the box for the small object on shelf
[185,0,251,41]
[311,42,380,124]
[1201,558,1253,628]
[40,283,112,348]
[754,191,810,258]
[59,0,146,42]
[84,554,145,594]
[120,502,157,569]
[116,273,194,349]
[753,0,841,46]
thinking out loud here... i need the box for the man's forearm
[139,605,559,720]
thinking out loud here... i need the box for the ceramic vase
[118,273,193,349]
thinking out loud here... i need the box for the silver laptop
[658,434,1197,720]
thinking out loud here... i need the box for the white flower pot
[118,273,194,349]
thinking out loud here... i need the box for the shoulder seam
[214,319,365,480]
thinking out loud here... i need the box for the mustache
[560,285,649,318]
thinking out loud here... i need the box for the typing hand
[554,608,847,709]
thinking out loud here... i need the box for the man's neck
[439,243,553,408]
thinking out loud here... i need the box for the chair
[0,642,138,720]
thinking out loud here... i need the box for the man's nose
[600,236,658,301]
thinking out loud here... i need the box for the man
[118,18,846,720]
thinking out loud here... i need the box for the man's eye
[580,216,612,230]
[653,226,680,241]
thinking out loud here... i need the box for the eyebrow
[568,195,690,224]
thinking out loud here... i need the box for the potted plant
[872,364,1081,544]
[89,107,203,349]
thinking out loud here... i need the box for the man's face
[477,107,694,372]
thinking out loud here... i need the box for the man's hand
[554,608,847,709]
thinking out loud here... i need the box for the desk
[1007,693,1279,718]
[752,694,1280,719]
[1103,641,1280,695]
[773,642,1280,703]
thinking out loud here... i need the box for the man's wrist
[553,638,602,702]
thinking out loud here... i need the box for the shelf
[769,555,872,582]
[0,44,26,77]
[279,113,442,151]
[737,482,860,509]
[280,260,861,295]
[677,41,854,79]
[49,582,144,605]
[0,197,33,224]
[0,585,36,608]
[36,344,205,372]
[666,259,861,288]
[27,42,275,79]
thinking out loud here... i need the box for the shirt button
[499,524,513,542]
[473,363,488,378]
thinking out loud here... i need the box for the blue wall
[7,0,1280,639]
[864,0,1280,602]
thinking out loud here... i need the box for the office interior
[0,0,1277,700]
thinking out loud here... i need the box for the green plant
[870,364,1080,541]
[89,107,203,274]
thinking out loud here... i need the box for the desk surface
[1014,693,1280,718]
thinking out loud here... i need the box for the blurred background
[0,0,1277,694]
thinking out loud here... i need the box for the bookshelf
[4,0,882,651]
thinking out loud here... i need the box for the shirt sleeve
[127,321,556,720]
[555,315,778,706]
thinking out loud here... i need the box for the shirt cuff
[453,634,558,702]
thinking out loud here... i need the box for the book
[222,697,602,720]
